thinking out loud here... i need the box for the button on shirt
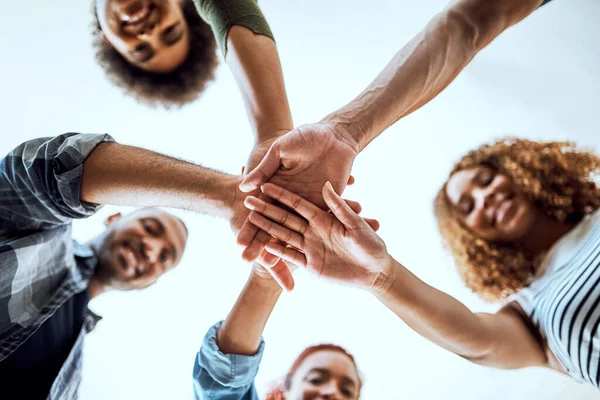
[0,133,114,399]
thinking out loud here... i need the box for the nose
[139,22,157,36]
[319,382,341,399]
[140,236,162,265]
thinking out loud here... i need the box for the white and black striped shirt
[514,209,600,387]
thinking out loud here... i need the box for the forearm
[80,142,238,218]
[326,0,544,151]
[226,26,293,142]
[375,257,495,360]
[217,270,282,355]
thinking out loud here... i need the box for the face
[94,209,187,290]
[286,350,360,400]
[96,0,190,73]
[445,165,537,243]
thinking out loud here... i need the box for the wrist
[249,269,283,294]
[368,253,398,296]
[320,113,367,154]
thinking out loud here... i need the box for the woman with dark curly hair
[240,139,600,388]
[92,0,280,107]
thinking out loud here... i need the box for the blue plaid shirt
[0,133,114,399]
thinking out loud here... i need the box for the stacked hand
[243,182,394,294]
[235,122,360,290]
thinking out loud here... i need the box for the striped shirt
[513,209,600,387]
[0,133,113,399]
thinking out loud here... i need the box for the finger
[322,181,366,230]
[245,196,308,234]
[343,199,362,215]
[265,242,307,268]
[257,248,280,269]
[239,143,281,192]
[364,218,380,232]
[248,211,304,249]
[241,166,245,175]
[261,183,322,221]
[266,259,295,291]
[241,229,274,262]
[347,175,355,186]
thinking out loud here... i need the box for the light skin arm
[326,0,546,150]
[216,266,283,355]
[244,183,549,370]
[80,142,239,219]
[226,25,293,143]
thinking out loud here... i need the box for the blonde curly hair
[435,138,600,302]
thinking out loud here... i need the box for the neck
[516,209,576,255]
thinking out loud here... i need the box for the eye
[162,23,184,45]
[160,249,168,263]
[342,388,354,398]
[142,220,159,237]
[480,170,495,186]
[132,42,150,54]
[459,198,474,215]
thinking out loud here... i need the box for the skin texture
[244,183,552,371]
[96,0,190,73]
[239,0,545,231]
[90,208,187,292]
[445,165,537,242]
[286,350,360,400]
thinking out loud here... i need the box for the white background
[1,0,599,399]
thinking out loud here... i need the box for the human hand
[239,122,359,210]
[244,182,394,293]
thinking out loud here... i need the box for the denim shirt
[193,321,264,400]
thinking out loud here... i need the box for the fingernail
[326,181,333,189]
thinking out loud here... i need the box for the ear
[104,213,122,226]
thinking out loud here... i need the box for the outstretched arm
[192,266,283,399]
[327,0,547,151]
[195,0,293,143]
[81,141,239,218]
[239,0,549,196]
[244,182,548,370]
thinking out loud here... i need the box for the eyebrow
[162,24,184,46]
[307,369,356,388]
[149,218,179,264]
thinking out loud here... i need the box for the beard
[94,229,136,290]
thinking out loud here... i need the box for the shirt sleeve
[193,0,274,56]
[192,321,263,400]
[0,133,115,233]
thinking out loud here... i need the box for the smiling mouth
[118,242,144,276]
[494,192,516,226]
[121,2,157,33]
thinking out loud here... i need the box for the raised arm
[239,0,549,197]
[327,0,548,150]
[192,265,283,399]
[243,182,548,370]
[194,0,293,143]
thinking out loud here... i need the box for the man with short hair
[0,132,260,399]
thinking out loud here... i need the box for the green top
[193,0,275,56]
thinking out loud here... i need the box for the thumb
[239,143,282,192]
[322,181,365,230]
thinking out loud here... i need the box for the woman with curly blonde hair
[241,138,600,387]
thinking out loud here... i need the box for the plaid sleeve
[0,133,115,233]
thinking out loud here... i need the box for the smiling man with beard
[0,132,275,399]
